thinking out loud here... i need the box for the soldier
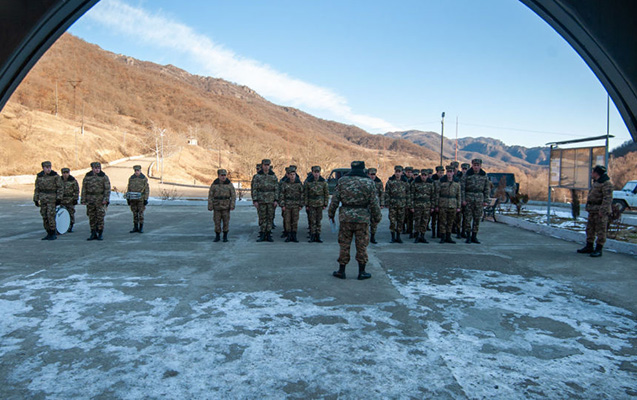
[33,161,63,240]
[60,167,79,233]
[279,167,290,238]
[251,159,279,242]
[403,166,415,238]
[411,168,435,243]
[367,167,384,244]
[81,161,111,241]
[461,159,490,244]
[208,169,236,242]
[305,165,329,243]
[458,163,470,238]
[449,161,463,237]
[280,165,304,242]
[577,165,613,257]
[430,165,444,238]
[126,165,150,233]
[437,165,461,244]
[328,161,381,280]
[384,165,411,243]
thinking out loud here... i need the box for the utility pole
[160,129,165,184]
[68,80,82,117]
[440,112,446,167]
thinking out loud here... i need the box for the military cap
[288,165,297,173]
[424,168,433,174]
[471,158,483,165]
[593,165,607,175]
[435,166,444,172]
[41,161,52,168]
[90,161,101,168]
[61,167,70,173]
[446,165,455,172]
[413,169,420,174]
[404,166,413,171]
[351,160,365,170]
[461,163,470,169]
[311,165,321,172]
[367,167,377,174]
[133,165,142,171]
[394,165,404,171]
[261,159,271,165]
[284,167,290,173]
[450,161,460,168]
[217,169,227,175]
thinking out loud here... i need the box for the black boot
[395,232,403,243]
[315,233,323,243]
[577,242,594,254]
[281,230,288,239]
[285,232,292,242]
[214,232,221,242]
[421,233,428,244]
[87,230,97,241]
[333,264,346,279]
[257,232,266,242]
[370,233,377,244]
[446,233,456,244]
[96,230,103,241]
[590,244,603,257]
[431,226,436,239]
[460,230,467,238]
[223,231,228,242]
[291,232,299,243]
[357,263,371,280]
[42,230,51,240]
[139,224,144,233]
[308,233,315,243]
[409,232,414,239]
[130,224,139,233]
[440,233,446,244]
[68,223,74,233]
[465,233,472,244]
[266,231,274,242]
[390,232,396,243]
[456,230,462,239]
[471,232,481,244]
[49,230,57,240]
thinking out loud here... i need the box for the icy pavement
[0,199,636,399]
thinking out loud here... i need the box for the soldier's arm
[279,184,286,208]
[460,176,466,204]
[80,177,86,204]
[55,175,63,201]
[601,181,613,214]
[328,186,340,219]
[73,180,80,202]
[482,176,490,201]
[33,177,40,202]
[207,184,214,210]
[370,184,382,223]
[103,176,111,204]
[230,184,236,210]
[455,183,462,209]
[322,181,329,207]
[250,175,258,203]
[144,178,150,201]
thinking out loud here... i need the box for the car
[327,168,351,194]
[612,180,637,213]
[486,173,519,203]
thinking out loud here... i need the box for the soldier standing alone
[461,159,490,244]
[328,161,381,280]
[437,166,461,244]
[304,165,329,243]
[577,165,613,257]
[81,162,111,241]
[367,167,384,244]
[384,165,411,243]
[126,165,150,233]
[60,167,79,233]
[251,159,279,242]
[208,169,236,242]
[33,161,63,240]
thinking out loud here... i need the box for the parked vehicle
[327,168,350,194]
[487,173,519,203]
[612,180,637,212]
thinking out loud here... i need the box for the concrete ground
[1,191,636,399]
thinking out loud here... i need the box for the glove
[34,201,40,207]
[127,199,131,205]
[144,200,148,206]
[55,199,61,206]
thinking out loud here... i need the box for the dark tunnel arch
[0,0,636,142]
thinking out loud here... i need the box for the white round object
[55,206,71,234]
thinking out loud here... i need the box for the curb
[497,214,637,256]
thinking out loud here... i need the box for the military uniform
[60,167,79,233]
[461,159,490,243]
[304,166,329,242]
[384,166,411,243]
[403,166,415,237]
[328,161,382,280]
[578,165,613,257]
[280,166,304,242]
[208,169,236,242]
[430,166,444,238]
[367,167,384,244]
[278,167,290,238]
[81,162,111,240]
[126,165,150,233]
[251,159,279,242]
[437,167,461,243]
[411,173,435,243]
[33,161,63,240]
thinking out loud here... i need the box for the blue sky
[68,0,632,148]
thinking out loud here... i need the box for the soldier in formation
[430,165,444,238]
[279,167,290,238]
[411,167,435,243]
[279,165,304,242]
[437,165,461,243]
[328,161,381,280]
[33,161,63,240]
[126,165,150,233]
[304,165,329,243]
[403,166,415,238]
[81,161,111,241]
[251,159,279,242]
[207,168,236,242]
[577,165,613,257]
[60,167,79,233]
[384,165,411,243]
[461,159,490,244]
[367,167,384,244]
[457,163,470,238]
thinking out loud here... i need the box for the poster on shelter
[549,146,605,190]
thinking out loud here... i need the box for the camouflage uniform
[126,166,150,231]
[368,168,384,238]
[430,166,444,238]
[60,168,79,231]
[384,171,411,235]
[583,169,613,251]
[437,170,461,241]
[304,166,329,239]
[208,169,236,237]
[411,174,435,241]
[461,161,490,241]
[81,163,111,237]
[403,167,415,236]
[251,160,279,238]
[328,162,382,279]
[33,162,63,238]
[280,168,304,241]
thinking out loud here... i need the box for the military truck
[487,173,519,203]
[327,168,350,194]
[612,180,637,213]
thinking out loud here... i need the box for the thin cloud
[84,0,399,132]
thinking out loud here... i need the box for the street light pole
[160,129,165,184]
[440,112,446,166]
